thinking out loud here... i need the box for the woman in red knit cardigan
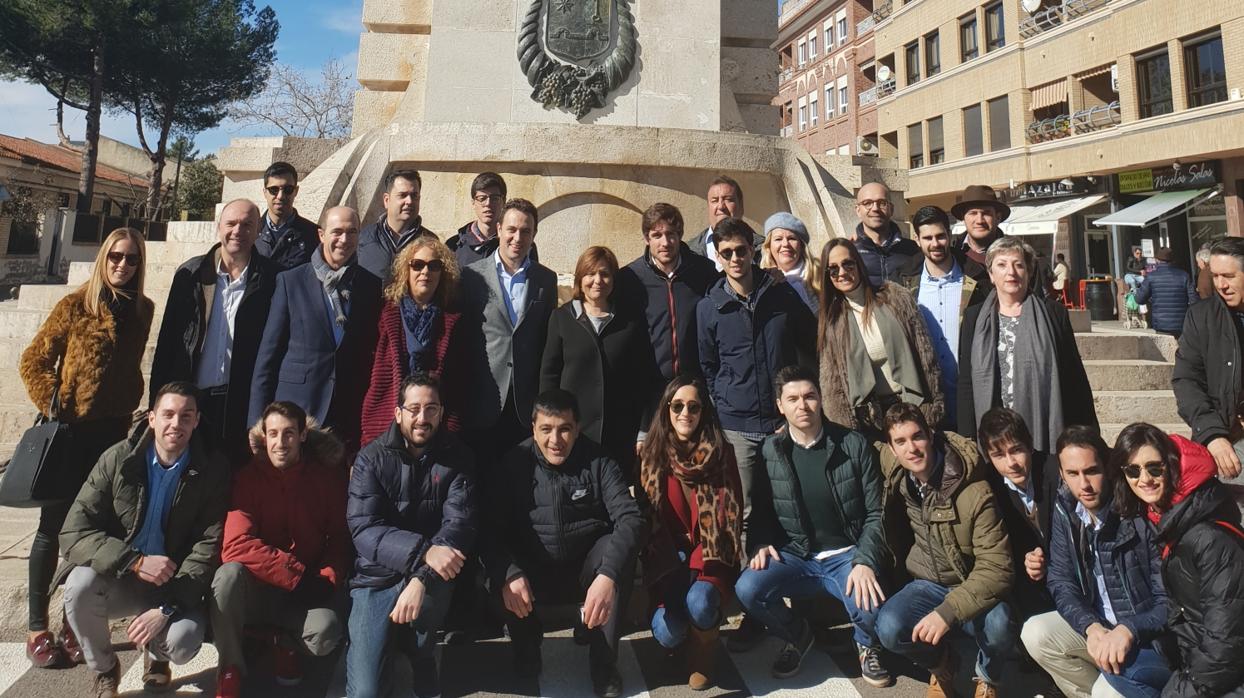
[359,236,466,446]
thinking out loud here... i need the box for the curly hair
[384,236,460,309]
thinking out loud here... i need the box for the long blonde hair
[761,228,822,299]
[83,227,146,317]
[384,236,460,308]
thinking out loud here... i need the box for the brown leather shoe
[93,661,121,698]
[686,626,719,691]
[143,654,173,693]
[26,631,66,669]
[926,648,956,698]
[973,678,998,698]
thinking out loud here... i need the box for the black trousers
[499,535,635,665]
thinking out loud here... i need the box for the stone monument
[217,0,892,273]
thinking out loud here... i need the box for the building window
[798,41,807,65]
[825,21,834,49]
[985,2,1005,52]
[839,76,849,115]
[57,193,71,208]
[810,91,819,126]
[1136,50,1173,118]
[905,41,921,85]
[826,84,835,118]
[925,31,941,76]
[1184,33,1227,108]
[908,123,924,168]
[963,103,984,156]
[798,99,807,131]
[837,9,848,45]
[928,117,945,164]
[988,95,1011,150]
[808,31,818,60]
[960,13,979,62]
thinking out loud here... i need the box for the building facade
[873,0,1244,277]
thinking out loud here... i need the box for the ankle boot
[686,626,719,691]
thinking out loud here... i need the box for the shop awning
[951,204,1038,237]
[1094,188,1216,227]
[1003,194,1108,236]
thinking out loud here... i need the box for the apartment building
[775,0,887,159]
[873,0,1244,277]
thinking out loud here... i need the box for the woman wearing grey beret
[761,212,820,313]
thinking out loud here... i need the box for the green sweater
[789,435,856,553]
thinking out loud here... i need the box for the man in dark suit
[254,161,320,271]
[685,175,762,271]
[459,198,557,461]
[150,199,277,463]
[357,169,437,282]
[250,206,382,453]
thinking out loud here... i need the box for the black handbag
[0,386,77,508]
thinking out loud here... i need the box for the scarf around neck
[641,441,743,567]
[399,295,440,375]
[311,251,352,327]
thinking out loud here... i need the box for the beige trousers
[1021,611,1125,698]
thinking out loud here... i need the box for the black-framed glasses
[856,199,892,210]
[106,251,140,267]
[718,246,750,261]
[399,403,442,418]
[1123,461,1166,480]
[826,259,857,278]
[409,259,445,273]
[669,400,702,416]
[265,184,296,196]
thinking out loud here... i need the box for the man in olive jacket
[59,382,230,696]
[874,403,1015,698]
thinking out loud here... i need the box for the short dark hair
[774,364,819,396]
[152,381,200,410]
[1056,253,1066,262]
[532,389,579,422]
[978,407,1034,454]
[1210,237,1244,268]
[1055,425,1110,477]
[709,175,743,204]
[471,172,507,200]
[642,202,684,239]
[398,371,441,406]
[503,198,540,229]
[384,169,422,193]
[883,403,929,442]
[263,161,298,186]
[912,205,950,233]
[1111,423,1182,518]
[261,401,307,432]
[713,217,756,248]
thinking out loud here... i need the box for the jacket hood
[708,267,775,308]
[1156,477,1240,545]
[1170,434,1217,508]
[883,429,984,499]
[247,417,345,470]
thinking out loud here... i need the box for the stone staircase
[1075,331,1189,444]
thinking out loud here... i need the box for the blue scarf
[400,295,440,375]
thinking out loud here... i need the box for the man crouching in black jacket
[485,389,644,698]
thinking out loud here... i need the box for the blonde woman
[761,212,821,312]
[19,227,154,668]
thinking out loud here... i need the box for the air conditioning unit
[1110,64,1118,93]
[856,136,879,156]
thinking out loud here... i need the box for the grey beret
[763,212,809,244]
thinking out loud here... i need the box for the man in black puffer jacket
[485,390,643,698]
[1134,247,1198,338]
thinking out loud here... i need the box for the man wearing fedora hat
[951,185,1010,267]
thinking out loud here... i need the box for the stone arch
[535,192,645,273]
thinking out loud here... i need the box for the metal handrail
[1018,0,1111,38]
[872,1,892,24]
[1025,101,1119,142]
[858,78,896,106]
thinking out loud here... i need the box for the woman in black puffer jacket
[1113,423,1244,697]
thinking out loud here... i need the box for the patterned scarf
[641,441,743,567]
[311,251,353,327]
[399,295,440,375]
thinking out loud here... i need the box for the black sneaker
[411,656,441,698]
[857,643,893,688]
[590,659,623,698]
[514,643,542,678]
[770,620,814,679]
[726,614,766,653]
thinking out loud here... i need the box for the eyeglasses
[473,194,504,204]
[399,403,442,418]
[856,199,892,210]
[826,259,857,278]
[669,400,702,416]
[1123,461,1166,480]
[409,259,445,273]
[718,246,750,261]
[106,251,140,267]
[265,185,296,197]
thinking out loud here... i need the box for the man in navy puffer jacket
[1135,247,1198,338]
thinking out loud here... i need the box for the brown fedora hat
[951,184,1011,222]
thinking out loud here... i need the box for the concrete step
[166,221,217,244]
[1074,332,1177,362]
[1083,360,1174,392]
[1093,390,1181,425]
[67,261,183,288]
[0,345,157,409]
[0,309,53,339]
[1100,422,1191,445]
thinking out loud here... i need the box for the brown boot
[92,661,121,698]
[972,678,998,698]
[926,647,956,698]
[686,626,718,691]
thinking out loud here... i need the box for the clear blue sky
[2,0,362,157]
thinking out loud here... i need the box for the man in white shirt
[686,175,762,270]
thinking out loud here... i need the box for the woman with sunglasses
[541,246,656,479]
[636,375,743,690]
[817,238,944,440]
[360,237,466,446]
[760,212,821,313]
[19,227,154,669]
[1113,422,1244,697]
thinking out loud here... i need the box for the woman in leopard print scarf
[637,376,743,690]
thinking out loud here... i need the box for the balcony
[779,67,794,85]
[780,125,794,137]
[857,14,877,35]
[1025,101,1121,142]
[870,1,892,25]
[858,78,896,106]
[1018,0,1111,39]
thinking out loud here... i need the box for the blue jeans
[651,580,722,649]
[346,578,454,698]
[875,579,1016,685]
[735,551,880,648]
[1100,646,1169,698]
[1124,273,1143,291]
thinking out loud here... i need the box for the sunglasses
[826,259,858,278]
[1123,461,1166,480]
[409,259,445,273]
[265,184,296,196]
[669,400,703,416]
[718,246,751,261]
[106,251,141,267]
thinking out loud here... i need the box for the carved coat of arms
[517,0,637,119]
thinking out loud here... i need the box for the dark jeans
[735,551,880,648]
[875,579,1017,685]
[29,416,127,632]
[1100,646,1169,698]
[346,577,454,698]
[499,534,635,665]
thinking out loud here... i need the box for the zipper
[666,278,679,375]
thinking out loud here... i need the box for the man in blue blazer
[459,198,558,463]
[249,206,383,453]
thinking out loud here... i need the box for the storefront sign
[1117,169,1153,194]
[1117,160,1220,194]
[1006,178,1094,202]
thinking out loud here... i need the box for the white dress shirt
[195,260,247,388]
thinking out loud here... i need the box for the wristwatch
[159,603,178,620]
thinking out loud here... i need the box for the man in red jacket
[209,401,350,697]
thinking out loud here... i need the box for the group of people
[15,161,1244,698]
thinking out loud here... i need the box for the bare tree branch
[228,58,354,139]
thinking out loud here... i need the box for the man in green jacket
[874,403,1015,698]
[60,382,230,698]
[734,366,891,686]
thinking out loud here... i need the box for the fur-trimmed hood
[247,416,346,470]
